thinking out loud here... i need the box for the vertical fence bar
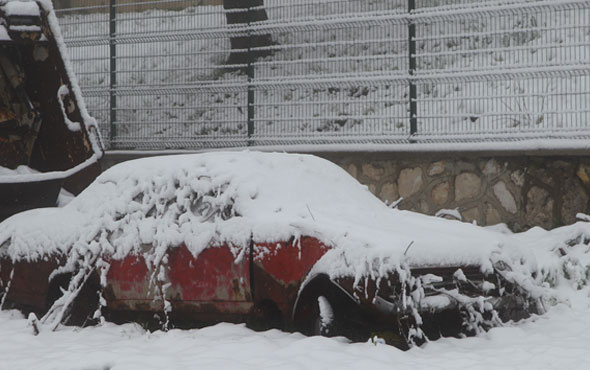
[246,5,255,141]
[408,0,417,137]
[109,0,117,145]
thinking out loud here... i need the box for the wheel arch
[291,273,360,334]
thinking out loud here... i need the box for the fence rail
[54,0,590,150]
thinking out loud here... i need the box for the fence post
[109,0,117,145]
[408,0,417,137]
[246,5,255,142]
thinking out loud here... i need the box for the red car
[0,152,539,347]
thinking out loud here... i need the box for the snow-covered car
[0,152,540,347]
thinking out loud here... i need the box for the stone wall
[319,153,590,231]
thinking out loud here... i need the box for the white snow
[0,152,526,277]
[0,164,91,207]
[0,165,38,177]
[0,24,9,40]
[435,208,463,220]
[56,188,75,207]
[57,84,82,132]
[0,154,100,183]
[317,295,334,331]
[0,298,589,370]
[2,0,39,17]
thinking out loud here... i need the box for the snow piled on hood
[0,151,585,284]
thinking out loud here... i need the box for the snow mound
[0,152,589,291]
[1,152,514,270]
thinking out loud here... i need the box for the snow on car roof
[0,151,582,280]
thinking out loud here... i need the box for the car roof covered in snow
[0,151,584,280]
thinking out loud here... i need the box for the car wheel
[294,275,367,341]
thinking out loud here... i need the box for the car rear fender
[251,236,330,319]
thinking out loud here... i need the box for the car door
[165,243,252,316]
[105,243,252,317]
[105,252,158,312]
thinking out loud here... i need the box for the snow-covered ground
[1,298,589,370]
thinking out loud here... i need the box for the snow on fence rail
[54,0,590,150]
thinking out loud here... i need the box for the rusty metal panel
[167,244,251,307]
[0,258,57,312]
[104,254,159,311]
[105,244,252,315]
[251,236,330,319]
[253,236,329,286]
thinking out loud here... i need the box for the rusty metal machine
[0,0,103,221]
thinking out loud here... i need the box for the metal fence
[54,0,590,150]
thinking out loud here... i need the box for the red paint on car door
[107,254,149,296]
[166,244,251,308]
[105,254,159,310]
[105,244,251,313]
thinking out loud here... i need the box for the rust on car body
[99,238,328,323]
[0,258,59,314]
[251,237,330,319]
[167,244,251,304]
[0,228,536,345]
